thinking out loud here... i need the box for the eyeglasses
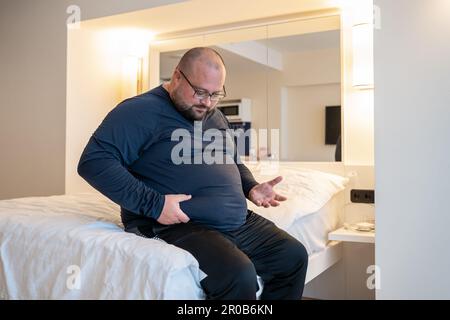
[178,69,226,102]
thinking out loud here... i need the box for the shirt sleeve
[237,163,259,197]
[77,98,165,220]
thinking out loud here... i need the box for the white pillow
[245,163,349,229]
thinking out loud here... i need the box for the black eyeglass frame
[177,68,227,102]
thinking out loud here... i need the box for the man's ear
[173,69,181,81]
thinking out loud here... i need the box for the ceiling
[263,30,340,53]
[80,0,341,36]
[160,29,340,79]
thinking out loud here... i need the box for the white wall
[280,48,341,161]
[375,0,450,299]
[0,0,183,200]
[340,0,374,166]
[0,1,67,200]
[283,84,340,161]
[222,61,274,137]
[282,48,341,86]
[65,28,122,194]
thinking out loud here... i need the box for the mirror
[158,17,341,162]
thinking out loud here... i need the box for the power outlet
[351,189,375,204]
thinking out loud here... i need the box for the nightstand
[328,227,375,244]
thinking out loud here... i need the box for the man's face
[170,63,226,121]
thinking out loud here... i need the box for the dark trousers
[131,211,308,300]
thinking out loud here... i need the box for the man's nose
[200,96,212,108]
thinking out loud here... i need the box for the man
[78,47,308,300]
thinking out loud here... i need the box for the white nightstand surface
[328,227,375,244]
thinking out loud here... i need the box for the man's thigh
[136,221,255,285]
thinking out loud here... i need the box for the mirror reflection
[160,28,341,162]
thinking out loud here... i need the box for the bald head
[177,47,226,75]
[165,47,227,121]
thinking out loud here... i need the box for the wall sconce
[121,55,143,100]
[352,22,374,89]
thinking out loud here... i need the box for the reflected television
[325,106,341,145]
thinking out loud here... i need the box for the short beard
[171,91,210,121]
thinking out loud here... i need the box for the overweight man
[78,47,308,300]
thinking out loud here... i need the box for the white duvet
[0,194,205,300]
[0,166,348,300]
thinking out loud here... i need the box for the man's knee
[232,260,258,287]
[203,259,258,299]
[283,239,309,273]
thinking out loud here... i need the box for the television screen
[325,106,341,145]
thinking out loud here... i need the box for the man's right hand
[157,194,192,225]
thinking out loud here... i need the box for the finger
[267,176,283,187]
[176,210,190,223]
[269,199,280,206]
[172,218,181,224]
[176,194,192,202]
[275,194,287,201]
[163,216,179,225]
[254,200,262,206]
[262,201,270,208]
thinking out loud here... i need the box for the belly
[132,138,249,231]
[175,163,248,231]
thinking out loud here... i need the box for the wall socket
[351,189,375,204]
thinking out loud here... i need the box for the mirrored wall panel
[158,16,341,162]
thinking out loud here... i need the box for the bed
[0,163,348,299]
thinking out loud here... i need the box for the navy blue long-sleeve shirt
[77,85,258,232]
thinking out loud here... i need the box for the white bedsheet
[0,191,341,299]
[0,194,205,300]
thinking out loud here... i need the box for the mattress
[0,192,341,299]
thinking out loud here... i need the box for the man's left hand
[248,176,287,208]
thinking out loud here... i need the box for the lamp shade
[352,23,374,89]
